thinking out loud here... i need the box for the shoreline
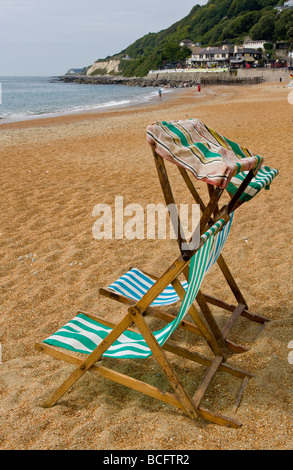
[0,81,289,131]
[0,85,186,128]
[0,81,292,450]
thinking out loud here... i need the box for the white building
[243,40,266,51]
[274,0,293,11]
[187,45,230,67]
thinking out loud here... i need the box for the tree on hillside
[222,11,261,40]
[249,13,276,40]
[227,0,263,17]
[275,9,293,42]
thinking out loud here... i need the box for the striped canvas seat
[106,215,233,307]
[147,119,278,195]
[107,268,188,307]
[43,218,230,359]
[227,166,279,202]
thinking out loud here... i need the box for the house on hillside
[275,41,291,61]
[186,45,231,67]
[179,39,195,48]
[274,0,293,11]
[186,45,262,68]
[230,46,262,68]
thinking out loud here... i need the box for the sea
[0,76,167,123]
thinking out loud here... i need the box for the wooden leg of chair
[232,376,250,414]
[197,406,242,429]
[192,356,246,429]
[129,306,199,420]
[217,254,248,307]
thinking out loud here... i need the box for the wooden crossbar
[193,356,223,408]
[222,304,247,339]
[202,293,270,324]
[35,306,252,429]
[99,287,248,354]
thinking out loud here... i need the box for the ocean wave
[0,78,171,123]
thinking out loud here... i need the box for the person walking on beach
[158,88,162,99]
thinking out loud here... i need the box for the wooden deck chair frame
[36,216,254,429]
[35,121,276,429]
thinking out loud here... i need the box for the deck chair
[100,215,248,355]
[101,119,278,354]
[36,217,254,428]
[35,119,278,428]
[143,119,279,346]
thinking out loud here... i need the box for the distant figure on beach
[158,89,162,99]
[197,84,201,93]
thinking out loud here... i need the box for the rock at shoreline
[54,73,264,88]
[54,74,200,88]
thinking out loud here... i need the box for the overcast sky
[0,0,207,76]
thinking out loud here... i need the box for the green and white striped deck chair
[99,214,249,354]
[144,118,278,344]
[35,119,278,429]
[35,218,252,429]
[42,219,229,359]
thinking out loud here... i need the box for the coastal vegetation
[87,0,293,77]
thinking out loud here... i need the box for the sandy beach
[0,82,292,450]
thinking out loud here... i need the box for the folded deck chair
[146,119,278,194]
[143,118,279,344]
[36,218,253,428]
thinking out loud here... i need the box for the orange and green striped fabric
[146,119,277,191]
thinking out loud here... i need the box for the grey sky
[0,0,207,76]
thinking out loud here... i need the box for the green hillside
[93,0,293,77]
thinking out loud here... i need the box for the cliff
[86,59,121,76]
